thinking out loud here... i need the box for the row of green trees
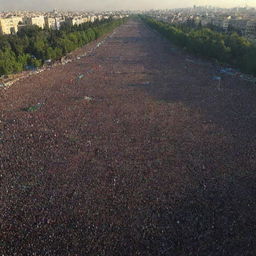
[141,16,256,76]
[0,18,126,76]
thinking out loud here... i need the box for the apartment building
[90,16,98,23]
[55,18,65,29]
[209,17,249,35]
[0,16,22,34]
[246,21,256,39]
[229,19,248,35]
[65,16,89,26]
[23,16,45,28]
[44,17,56,29]
[223,19,230,32]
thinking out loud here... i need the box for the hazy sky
[0,0,255,11]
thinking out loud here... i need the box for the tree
[0,17,126,76]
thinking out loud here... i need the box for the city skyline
[0,0,256,11]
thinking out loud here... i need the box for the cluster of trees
[141,16,256,76]
[178,19,241,35]
[0,17,126,76]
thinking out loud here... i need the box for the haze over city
[0,0,256,11]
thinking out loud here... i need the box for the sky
[0,0,255,11]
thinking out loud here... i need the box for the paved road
[1,19,256,255]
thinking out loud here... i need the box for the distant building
[23,16,45,29]
[113,15,124,20]
[200,17,212,26]
[44,17,56,29]
[17,24,27,32]
[212,17,224,28]
[246,21,256,39]
[65,16,89,26]
[0,16,22,34]
[223,19,230,32]
[194,16,201,26]
[55,18,65,29]
[229,19,248,35]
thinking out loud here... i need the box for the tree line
[140,16,256,76]
[0,17,127,76]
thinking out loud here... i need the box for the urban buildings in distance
[146,6,256,42]
[0,10,129,35]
